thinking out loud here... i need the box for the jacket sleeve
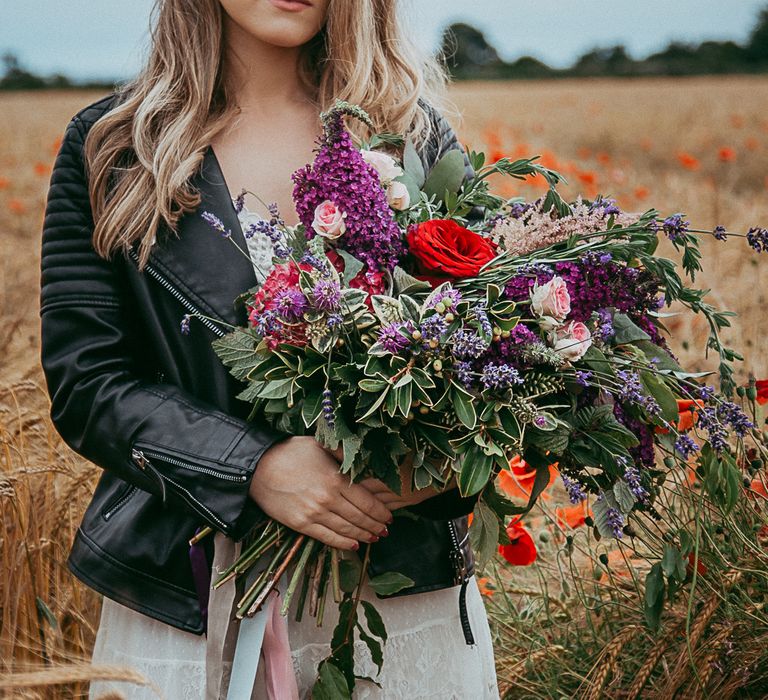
[39,112,287,541]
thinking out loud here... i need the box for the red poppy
[686,552,707,577]
[756,379,768,405]
[556,502,590,529]
[498,518,537,566]
[497,455,557,501]
[676,152,700,170]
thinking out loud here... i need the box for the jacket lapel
[148,146,258,328]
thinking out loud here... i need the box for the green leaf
[336,249,365,286]
[644,563,666,631]
[392,265,431,296]
[340,435,362,475]
[612,313,652,344]
[469,499,500,570]
[457,448,493,497]
[368,572,415,596]
[592,490,623,539]
[361,600,388,643]
[640,371,679,424]
[633,339,683,373]
[259,377,295,400]
[451,384,477,430]
[358,378,388,393]
[402,136,426,187]
[422,149,467,203]
[314,659,352,700]
[338,558,362,593]
[612,480,637,514]
[211,329,259,381]
[356,623,384,675]
[359,388,390,421]
[661,544,687,582]
[302,391,324,428]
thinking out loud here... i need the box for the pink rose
[386,180,410,210]
[530,276,571,324]
[552,321,592,362]
[312,200,347,239]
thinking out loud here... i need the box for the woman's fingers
[358,477,397,496]
[318,511,380,544]
[340,482,394,526]
[303,522,358,551]
[329,497,389,539]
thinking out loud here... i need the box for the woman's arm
[40,112,392,546]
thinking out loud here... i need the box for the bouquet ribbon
[205,531,299,700]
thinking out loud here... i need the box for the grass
[0,78,767,697]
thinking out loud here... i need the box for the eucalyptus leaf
[422,149,467,203]
[469,499,500,570]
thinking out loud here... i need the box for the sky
[0,0,766,81]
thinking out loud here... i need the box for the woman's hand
[330,448,454,511]
[249,436,393,551]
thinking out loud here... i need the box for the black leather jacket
[39,92,477,636]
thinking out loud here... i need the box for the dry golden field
[0,78,767,696]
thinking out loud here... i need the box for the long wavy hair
[84,0,450,269]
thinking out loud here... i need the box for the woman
[40,0,499,697]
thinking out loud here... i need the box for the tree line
[440,7,768,80]
[3,7,768,90]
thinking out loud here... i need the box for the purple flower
[201,211,231,238]
[233,190,246,214]
[480,362,523,390]
[561,474,587,504]
[596,308,614,341]
[590,196,621,216]
[452,329,489,359]
[430,288,462,309]
[377,322,413,354]
[180,314,191,335]
[245,219,292,259]
[472,303,493,337]
[713,225,727,241]
[606,505,625,538]
[674,434,700,458]
[747,227,768,253]
[509,201,533,219]
[453,360,473,387]
[420,314,448,342]
[662,213,690,242]
[311,279,341,311]
[273,289,307,321]
[623,461,649,503]
[292,107,404,272]
[322,388,335,429]
[575,370,593,387]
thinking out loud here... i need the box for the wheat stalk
[581,624,641,700]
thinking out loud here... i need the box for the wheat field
[0,77,766,697]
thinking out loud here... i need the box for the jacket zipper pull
[131,448,167,504]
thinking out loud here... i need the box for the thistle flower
[273,289,308,321]
[377,321,413,354]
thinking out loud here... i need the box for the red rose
[406,219,497,286]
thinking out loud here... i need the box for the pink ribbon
[262,591,300,700]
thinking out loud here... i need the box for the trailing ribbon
[205,531,299,700]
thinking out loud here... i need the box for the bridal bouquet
[192,100,766,695]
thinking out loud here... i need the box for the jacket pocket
[101,482,138,521]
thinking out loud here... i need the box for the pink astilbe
[490,196,640,256]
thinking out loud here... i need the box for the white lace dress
[87,204,499,700]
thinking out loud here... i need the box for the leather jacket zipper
[127,248,227,339]
[102,484,138,520]
[130,448,229,531]
[448,518,475,646]
[131,446,248,483]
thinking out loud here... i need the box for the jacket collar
[147,145,259,328]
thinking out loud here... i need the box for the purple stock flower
[292,106,404,272]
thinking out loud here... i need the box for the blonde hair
[84,0,450,269]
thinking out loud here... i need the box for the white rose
[530,276,571,321]
[312,200,346,239]
[361,149,403,184]
[386,180,410,210]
